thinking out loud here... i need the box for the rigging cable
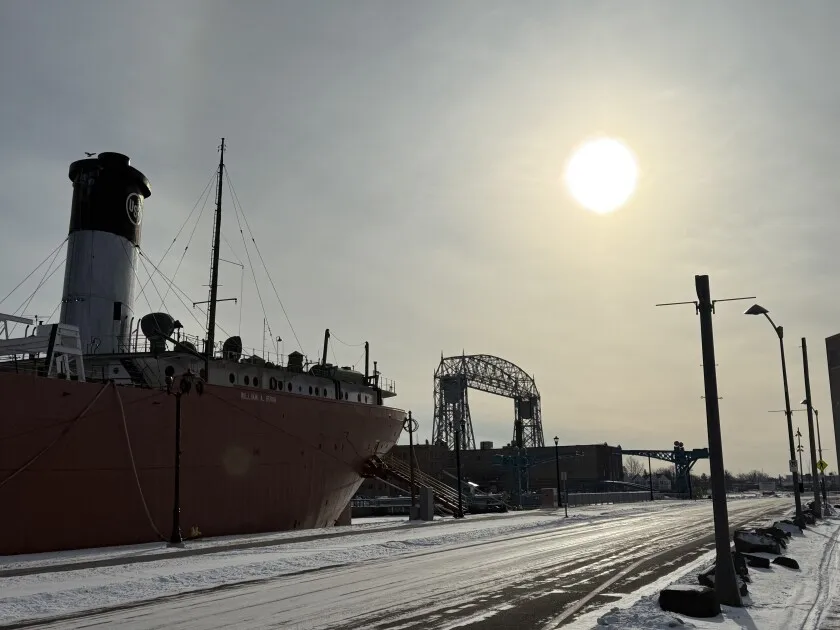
[137,248,231,339]
[0,237,68,308]
[9,245,67,335]
[0,383,110,491]
[113,384,167,541]
[138,168,217,300]
[157,173,216,312]
[225,171,275,350]
[224,169,306,354]
[120,240,155,317]
[330,332,365,347]
[220,232,246,337]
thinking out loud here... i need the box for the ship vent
[287,351,304,373]
[222,336,242,362]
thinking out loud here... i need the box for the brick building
[358,442,623,498]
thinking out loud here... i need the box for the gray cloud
[1,1,839,473]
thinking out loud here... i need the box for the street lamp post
[800,337,823,517]
[795,428,804,491]
[554,436,562,509]
[744,304,803,525]
[810,407,828,503]
[453,408,464,519]
[404,412,418,518]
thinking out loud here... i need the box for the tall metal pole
[775,326,803,523]
[563,474,568,518]
[170,392,183,545]
[801,338,822,517]
[815,409,827,503]
[205,138,225,360]
[408,411,417,515]
[554,439,562,508]
[648,455,654,501]
[454,407,464,519]
[695,275,742,607]
[796,428,804,492]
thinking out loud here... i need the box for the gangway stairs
[362,453,467,515]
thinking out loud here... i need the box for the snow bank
[585,516,840,630]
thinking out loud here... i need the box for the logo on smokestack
[126,193,143,226]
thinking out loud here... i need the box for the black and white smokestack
[60,152,151,354]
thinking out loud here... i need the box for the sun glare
[564,137,639,214]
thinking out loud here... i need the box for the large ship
[0,144,405,555]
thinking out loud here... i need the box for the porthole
[315,387,320,396]
[288,382,293,392]
[357,393,361,402]
[309,386,313,395]
[269,377,277,390]
[244,375,250,386]
[298,385,302,392]
[323,389,328,397]
[229,373,235,384]
[253,377,259,387]
[344,391,348,400]
[364,395,368,403]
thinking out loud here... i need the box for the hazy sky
[2,1,840,475]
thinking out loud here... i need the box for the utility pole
[801,338,822,517]
[554,436,562,509]
[648,454,654,501]
[657,275,743,606]
[695,276,741,606]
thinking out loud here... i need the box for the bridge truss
[621,442,709,496]
[432,354,544,450]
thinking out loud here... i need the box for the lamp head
[554,436,559,446]
[744,304,769,316]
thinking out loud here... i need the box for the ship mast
[205,138,225,359]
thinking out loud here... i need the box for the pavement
[6,498,789,630]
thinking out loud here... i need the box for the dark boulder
[774,521,802,536]
[755,527,788,548]
[734,530,781,555]
[742,553,771,569]
[659,584,721,618]
[773,556,800,570]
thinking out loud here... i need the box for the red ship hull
[0,373,404,555]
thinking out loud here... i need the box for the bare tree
[623,456,646,480]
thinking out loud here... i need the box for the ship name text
[240,392,277,403]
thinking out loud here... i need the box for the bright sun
[564,137,639,214]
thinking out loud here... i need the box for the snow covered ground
[0,496,786,628]
[570,509,840,630]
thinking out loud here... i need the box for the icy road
[2,498,788,629]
